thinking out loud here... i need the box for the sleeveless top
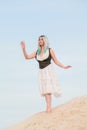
[35,48,51,69]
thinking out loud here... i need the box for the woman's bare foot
[45,94,52,113]
[46,107,52,113]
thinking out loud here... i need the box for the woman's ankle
[46,106,51,113]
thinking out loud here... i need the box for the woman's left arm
[50,49,72,69]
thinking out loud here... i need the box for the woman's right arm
[20,41,36,59]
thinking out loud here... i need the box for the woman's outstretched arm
[50,48,72,69]
[20,41,36,59]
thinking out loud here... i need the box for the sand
[5,95,87,130]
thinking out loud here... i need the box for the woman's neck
[40,46,44,56]
[40,46,44,51]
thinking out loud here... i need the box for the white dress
[36,48,62,97]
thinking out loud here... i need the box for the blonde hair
[37,35,49,55]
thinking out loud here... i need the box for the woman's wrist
[61,65,65,69]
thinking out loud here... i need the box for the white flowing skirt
[38,64,62,97]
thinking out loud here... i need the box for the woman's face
[38,37,44,46]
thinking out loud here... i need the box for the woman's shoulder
[49,48,56,58]
[49,48,54,57]
[49,48,54,52]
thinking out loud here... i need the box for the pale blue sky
[0,0,87,129]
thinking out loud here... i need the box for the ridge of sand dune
[5,95,87,130]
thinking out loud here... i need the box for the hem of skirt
[41,92,62,98]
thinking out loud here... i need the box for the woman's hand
[20,41,25,49]
[63,65,72,69]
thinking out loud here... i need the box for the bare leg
[45,93,52,113]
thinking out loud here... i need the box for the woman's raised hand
[20,41,25,49]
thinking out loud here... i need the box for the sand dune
[5,95,87,130]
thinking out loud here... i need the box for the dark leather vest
[36,48,51,69]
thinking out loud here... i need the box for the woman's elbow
[25,56,29,59]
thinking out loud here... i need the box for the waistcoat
[36,48,51,69]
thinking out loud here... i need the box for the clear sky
[0,0,87,129]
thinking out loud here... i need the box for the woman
[20,35,71,113]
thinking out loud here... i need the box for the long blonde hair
[37,35,49,55]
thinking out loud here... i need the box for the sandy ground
[5,95,87,130]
